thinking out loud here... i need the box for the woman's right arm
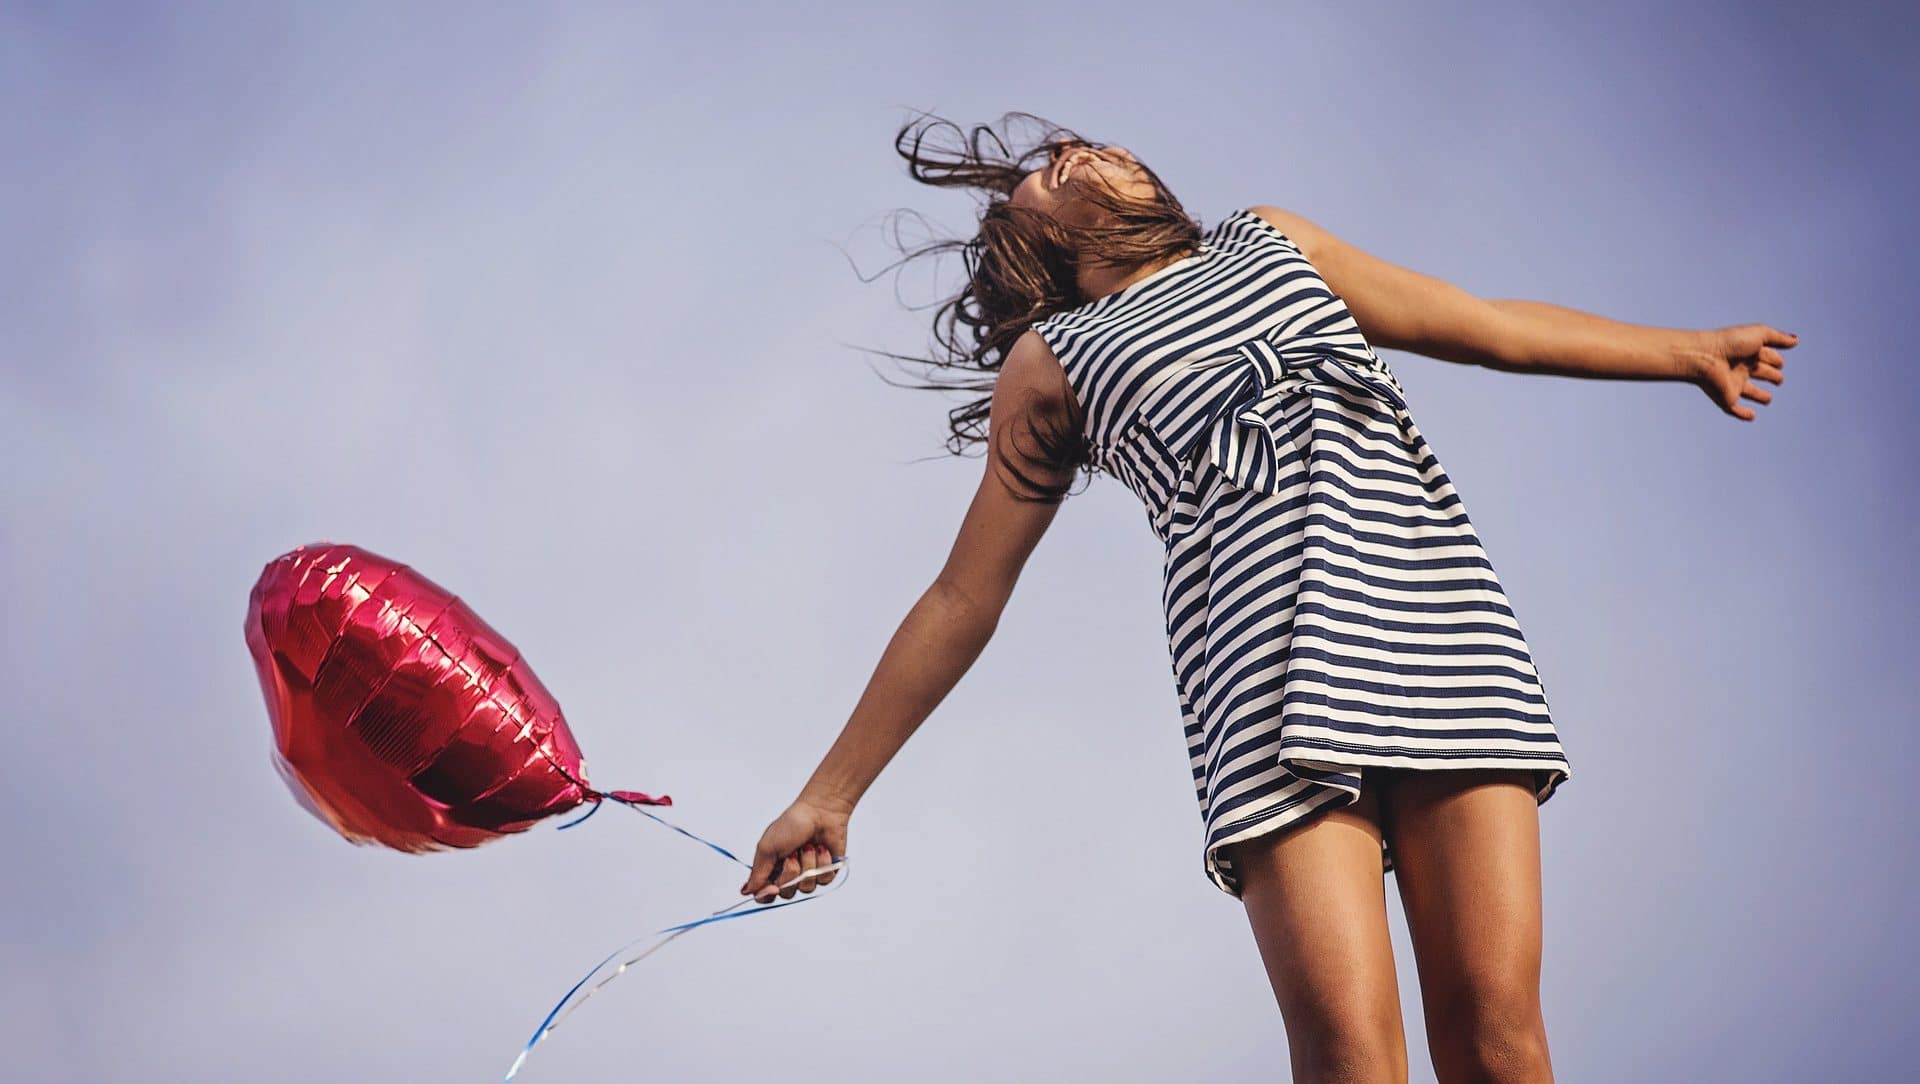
[1247,204,1794,421]
[739,331,1080,902]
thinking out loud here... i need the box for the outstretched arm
[791,334,1073,812]
[1248,205,1798,422]
[739,331,1079,901]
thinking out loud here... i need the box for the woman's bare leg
[1379,768,1554,1084]
[1224,773,1408,1083]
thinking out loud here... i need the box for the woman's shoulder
[1005,328,1070,388]
[1028,301,1105,361]
[994,329,1080,424]
[1241,205,1318,257]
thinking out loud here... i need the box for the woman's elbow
[929,576,1005,634]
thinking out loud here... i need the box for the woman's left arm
[1249,205,1798,422]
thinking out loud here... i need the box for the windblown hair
[861,110,1201,502]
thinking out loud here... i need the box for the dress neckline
[1076,210,1243,314]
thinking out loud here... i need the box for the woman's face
[1010,142,1154,224]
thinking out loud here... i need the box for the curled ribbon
[503,794,849,1081]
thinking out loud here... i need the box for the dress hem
[1201,749,1572,899]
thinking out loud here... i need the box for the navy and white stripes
[1032,208,1571,898]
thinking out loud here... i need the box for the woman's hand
[1682,324,1797,421]
[739,791,852,904]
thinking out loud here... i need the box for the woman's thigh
[1224,773,1407,1080]
[1379,768,1552,1073]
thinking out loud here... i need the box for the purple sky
[4,4,1915,1081]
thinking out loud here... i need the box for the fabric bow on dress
[1102,330,1415,546]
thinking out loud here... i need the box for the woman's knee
[1426,979,1552,1083]
[1283,992,1407,1083]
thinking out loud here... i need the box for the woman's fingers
[760,843,844,901]
[798,840,821,890]
[811,844,831,890]
[752,855,780,903]
[735,797,853,902]
[741,844,775,899]
[1752,347,1787,384]
[746,843,791,903]
[1700,328,1794,423]
[742,843,847,901]
[762,852,791,902]
[791,846,815,895]
[781,851,807,900]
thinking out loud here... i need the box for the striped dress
[1031,208,1572,898]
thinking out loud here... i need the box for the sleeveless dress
[1030,208,1573,899]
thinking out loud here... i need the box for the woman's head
[1009,142,1162,225]
[871,110,1200,501]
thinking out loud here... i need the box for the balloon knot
[606,789,673,807]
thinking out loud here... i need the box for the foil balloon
[244,541,670,851]
[244,540,851,1083]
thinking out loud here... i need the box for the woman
[738,112,1793,1083]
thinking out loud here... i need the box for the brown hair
[857,110,1201,502]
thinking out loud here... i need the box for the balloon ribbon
[502,792,848,1081]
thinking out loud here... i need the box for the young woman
[738,112,1793,1083]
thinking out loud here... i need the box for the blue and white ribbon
[503,797,848,1081]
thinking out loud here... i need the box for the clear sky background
[4,3,1915,1081]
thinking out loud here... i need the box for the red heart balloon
[244,541,667,852]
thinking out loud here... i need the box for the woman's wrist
[797,776,861,815]
[1665,329,1718,384]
